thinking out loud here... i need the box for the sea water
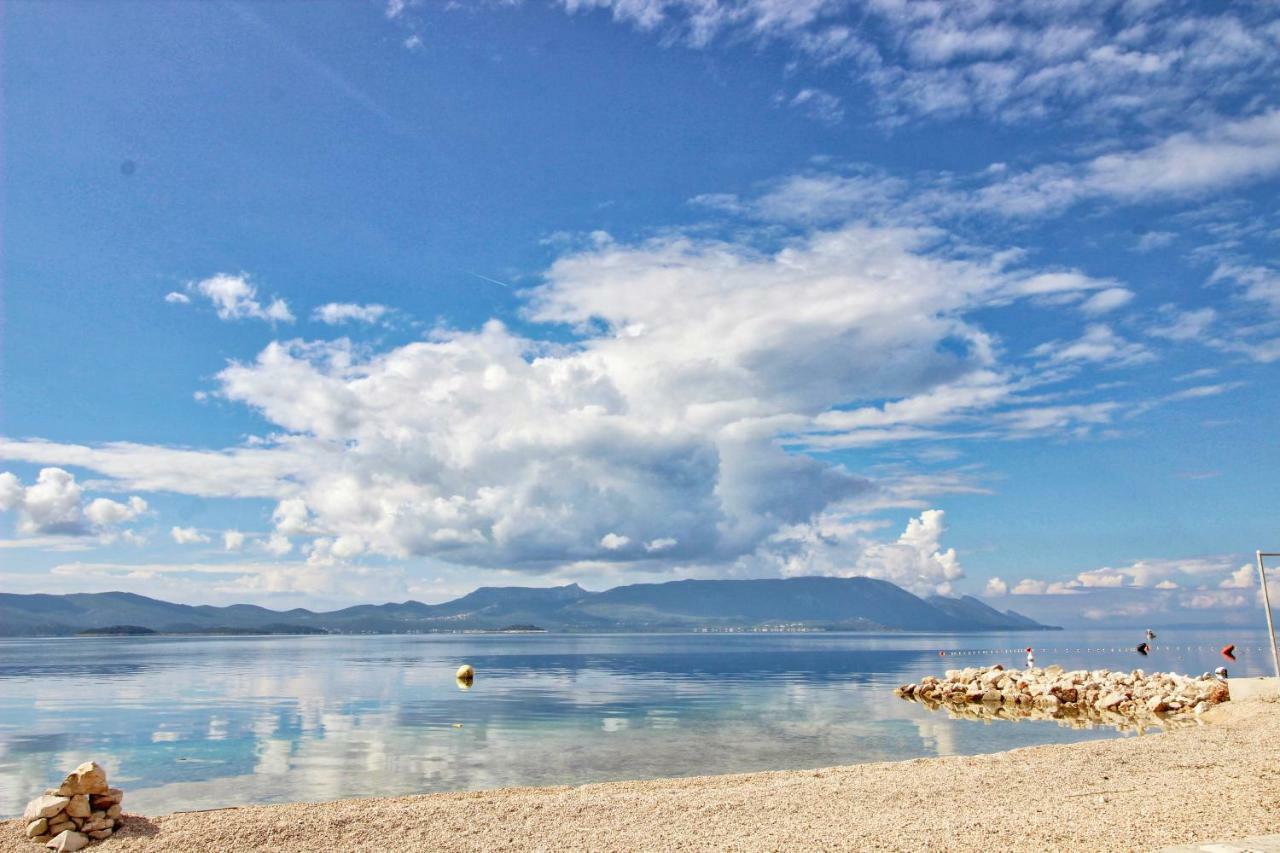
[0,628,1268,816]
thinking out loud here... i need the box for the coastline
[5,699,1277,852]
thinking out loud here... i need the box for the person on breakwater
[1026,647,1035,668]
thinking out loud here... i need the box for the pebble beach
[4,697,1277,853]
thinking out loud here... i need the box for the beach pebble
[65,796,90,819]
[23,796,70,822]
[56,762,108,797]
[45,830,88,853]
[46,819,75,837]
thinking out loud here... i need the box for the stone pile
[21,762,125,851]
[895,664,1230,722]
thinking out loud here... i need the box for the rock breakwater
[896,665,1230,725]
[21,762,124,851]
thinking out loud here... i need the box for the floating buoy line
[936,644,1264,657]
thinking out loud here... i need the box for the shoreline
[5,698,1278,852]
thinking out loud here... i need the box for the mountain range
[0,576,1055,636]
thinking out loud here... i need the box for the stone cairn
[21,762,124,852]
[896,664,1231,730]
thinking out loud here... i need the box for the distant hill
[0,578,1057,637]
[76,625,156,636]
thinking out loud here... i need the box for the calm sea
[0,628,1269,816]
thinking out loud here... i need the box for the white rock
[24,795,70,821]
[56,762,108,797]
[45,830,89,853]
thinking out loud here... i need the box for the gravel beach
[5,698,1278,853]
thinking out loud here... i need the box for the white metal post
[1257,551,1280,679]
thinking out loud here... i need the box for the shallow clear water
[0,628,1268,816]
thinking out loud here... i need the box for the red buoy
[1222,644,1236,660]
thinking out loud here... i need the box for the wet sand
[5,699,1278,852]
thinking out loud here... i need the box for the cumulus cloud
[0,468,146,537]
[0,220,1224,580]
[85,495,148,528]
[179,273,295,323]
[1220,564,1256,589]
[164,291,190,304]
[600,533,631,550]
[983,576,1008,597]
[842,510,963,596]
[170,526,210,545]
[1010,578,1077,595]
[223,530,246,552]
[263,534,294,556]
[312,303,390,325]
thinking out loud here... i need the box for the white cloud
[272,497,315,536]
[841,509,963,596]
[0,438,308,499]
[223,530,246,552]
[84,495,148,528]
[1133,231,1176,252]
[983,576,1008,597]
[1210,262,1280,315]
[1010,578,1077,595]
[1220,564,1256,589]
[170,526,210,544]
[1184,590,1247,610]
[1173,367,1218,383]
[1031,324,1154,368]
[263,534,293,556]
[787,88,844,125]
[552,1,1280,129]
[0,468,146,537]
[600,533,631,551]
[1148,307,1217,342]
[691,171,908,225]
[1085,110,1280,199]
[188,273,295,323]
[977,110,1280,216]
[0,219,1226,579]
[1079,287,1134,315]
[164,291,191,304]
[312,303,391,325]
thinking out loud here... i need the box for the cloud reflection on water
[0,631,1267,815]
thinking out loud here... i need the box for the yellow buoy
[456,664,475,681]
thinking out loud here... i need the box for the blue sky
[2,0,1279,625]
